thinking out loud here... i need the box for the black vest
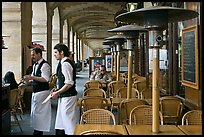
[56,58,77,98]
[32,59,49,93]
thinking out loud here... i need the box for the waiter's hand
[50,88,59,100]
[23,75,33,83]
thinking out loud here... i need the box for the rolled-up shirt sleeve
[62,62,74,85]
[41,63,51,82]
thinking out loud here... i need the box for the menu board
[181,25,199,89]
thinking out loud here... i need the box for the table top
[125,125,185,135]
[177,125,202,135]
[74,124,128,135]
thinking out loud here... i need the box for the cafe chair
[80,108,116,125]
[132,80,147,98]
[17,84,26,115]
[140,88,152,99]
[9,89,23,132]
[119,98,149,124]
[182,110,202,125]
[116,87,140,99]
[107,81,126,98]
[160,96,183,125]
[83,88,107,98]
[80,97,109,115]
[129,105,163,125]
[84,80,102,89]
[80,130,123,135]
[49,73,57,90]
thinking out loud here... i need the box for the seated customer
[90,67,101,80]
[4,71,20,90]
[90,65,112,94]
[98,65,112,85]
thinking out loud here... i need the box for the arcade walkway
[10,67,90,135]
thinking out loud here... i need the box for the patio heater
[105,35,126,81]
[103,40,115,73]
[108,25,147,100]
[116,6,199,133]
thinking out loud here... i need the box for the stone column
[21,2,32,76]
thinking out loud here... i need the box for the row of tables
[74,124,202,135]
[76,97,202,135]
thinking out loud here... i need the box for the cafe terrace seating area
[8,68,202,135]
[74,70,202,135]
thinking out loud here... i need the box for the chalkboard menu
[181,25,199,89]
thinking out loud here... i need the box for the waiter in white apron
[51,43,78,135]
[24,47,51,135]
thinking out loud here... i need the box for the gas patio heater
[108,24,147,100]
[116,6,199,133]
[105,35,126,81]
[103,40,115,73]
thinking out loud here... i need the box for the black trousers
[33,130,43,135]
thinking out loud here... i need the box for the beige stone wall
[2,2,22,82]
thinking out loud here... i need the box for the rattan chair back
[107,81,126,98]
[129,105,163,125]
[80,108,116,125]
[119,98,148,124]
[81,97,108,114]
[182,110,202,125]
[132,80,146,93]
[140,87,152,99]
[84,80,102,89]
[116,87,140,99]
[83,88,106,98]
[160,96,183,125]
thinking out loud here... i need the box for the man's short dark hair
[32,47,42,56]
[54,43,69,57]
[101,65,106,70]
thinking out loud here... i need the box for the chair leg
[12,111,23,132]
[18,99,23,114]
[18,96,25,115]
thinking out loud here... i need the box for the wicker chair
[49,73,57,90]
[119,98,149,124]
[160,96,183,125]
[80,130,123,135]
[9,89,23,132]
[140,87,152,99]
[132,80,147,99]
[80,97,108,115]
[107,81,126,98]
[116,87,140,99]
[182,110,202,125]
[80,108,116,125]
[83,88,107,98]
[84,80,102,89]
[17,84,26,114]
[129,105,163,125]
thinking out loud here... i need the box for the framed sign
[181,25,199,89]
[120,50,128,72]
[105,54,112,72]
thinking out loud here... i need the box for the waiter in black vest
[51,43,77,135]
[23,47,51,135]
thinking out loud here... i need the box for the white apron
[55,96,77,135]
[30,90,51,132]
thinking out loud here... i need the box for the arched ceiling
[47,2,127,51]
